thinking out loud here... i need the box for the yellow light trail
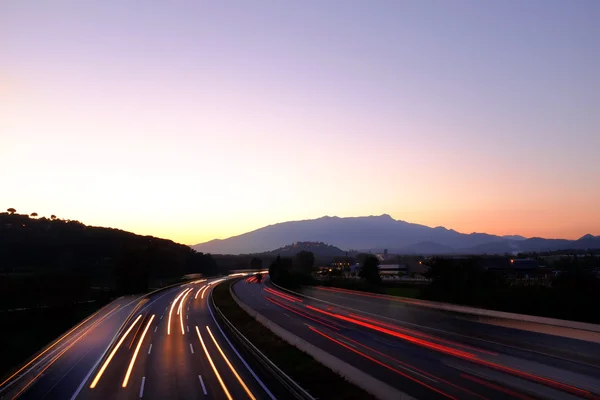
[168,289,190,335]
[0,305,119,388]
[179,289,192,335]
[200,286,210,299]
[89,314,142,388]
[122,314,155,388]
[196,326,233,400]
[10,306,120,399]
[195,285,207,299]
[206,326,256,400]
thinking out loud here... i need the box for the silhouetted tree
[250,257,263,271]
[269,255,295,287]
[50,215,57,220]
[7,208,16,214]
[422,258,504,304]
[295,251,315,275]
[30,212,38,218]
[359,255,381,284]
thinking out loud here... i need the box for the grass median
[212,280,376,400]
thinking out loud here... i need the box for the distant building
[378,264,408,276]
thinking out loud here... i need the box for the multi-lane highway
[234,277,600,400]
[1,277,276,400]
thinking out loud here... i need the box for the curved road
[2,277,276,400]
[234,277,600,400]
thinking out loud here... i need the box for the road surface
[234,278,600,400]
[2,277,276,400]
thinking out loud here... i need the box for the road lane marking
[148,344,152,355]
[11,306,121,399]
[160,314,163,320]
[186,315,189,320]
[72,287,179,400]
[154,326,158,333]
[168,288,190,335]
[0,304,118,389]
[206,294,277,400]
[200,285,209,299]
[206,326,256,400]
[190,343,195,354]
[90,314,143,388]
[187,307,190,311]
[198,375,207,395]
[196,327,232,400]
[187,325,189,332]
[179,289,192,335]
[139,376,146,398]
[195,285,207,299]
[122,315,155,387]
[283,313,290,318]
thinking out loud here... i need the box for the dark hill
[0,212,219,310]
[259,241,347,257]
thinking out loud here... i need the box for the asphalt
[233,278,600,400]
[2,278,276,400]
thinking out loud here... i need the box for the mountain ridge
[193,214,599,255]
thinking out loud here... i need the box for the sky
[2,1,599,244]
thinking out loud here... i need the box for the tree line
[0,212,220,310]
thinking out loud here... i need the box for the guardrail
[271,280,600,335]
[231,280,411,400]
[210,281,315,400]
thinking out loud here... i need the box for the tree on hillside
[269,255,294,287]
[31,212,38,218]
[359,255,381,284]
[295,251,315,275]
[50,215,57,220]
[7,208,16,214]
[250,257,263,270]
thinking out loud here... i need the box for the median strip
[212,280,376,400]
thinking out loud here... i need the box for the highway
[1,277,276,400]
[234,277,600,400]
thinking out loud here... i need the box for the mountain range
[192,214,600,255]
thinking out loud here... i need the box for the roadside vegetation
[212,280,376,400]
[266,246,600,324]
[0,210,222,380]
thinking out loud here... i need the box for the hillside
[0,212,219,310]
[193,214,600,255]
[258,241,347,257]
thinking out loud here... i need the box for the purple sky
[2,1,599,243]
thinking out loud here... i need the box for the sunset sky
[2,1,599,244]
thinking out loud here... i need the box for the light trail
[266,296,340,331]
[308,325,456,399]
[461,374,533,400]
[0,305,119,388]
[305,305,474,358]
[196,326,233,400]
[195,285,207,299]
[10,306,121,399]
[333,329,489,400]
[348,313,497,356]
[179,289,192,335]
[122,315,155,387]
[89,314,142,388]
[306,306,597,398]
[206,326,256,400]
[263,287,302,303]
[200,285,210,299]
[168,289,190,335]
